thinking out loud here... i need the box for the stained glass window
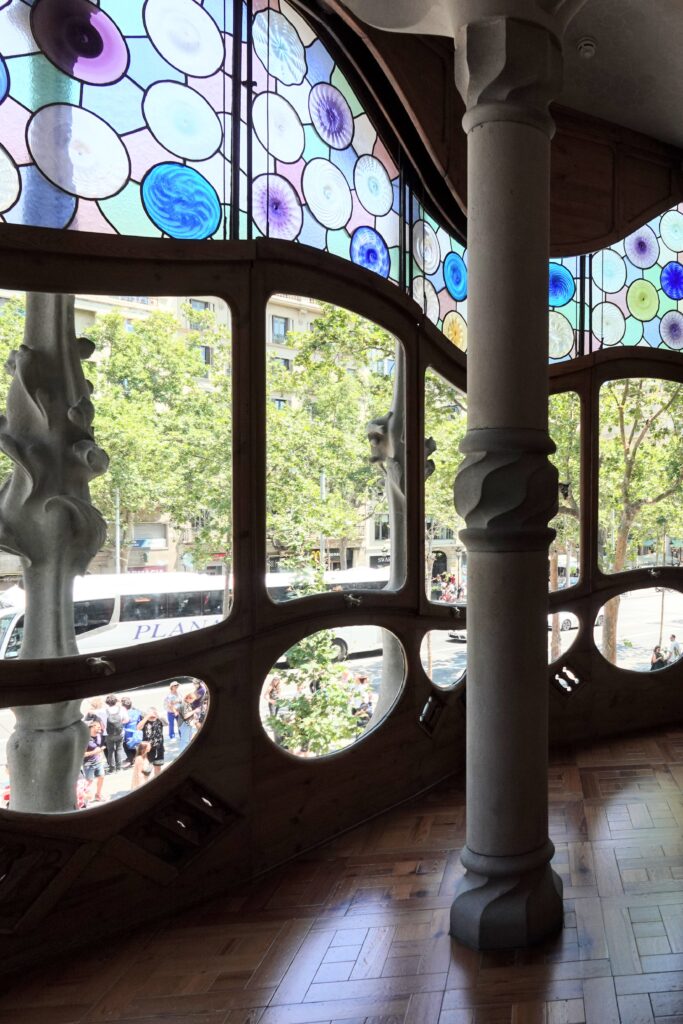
[247,0,402,285]
[410,195,468,350]
[1,0,682,365]
[548,256,583,362]
[590,204,683,353]
[0,0,233,238]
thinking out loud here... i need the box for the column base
[450,841,563,949]
[8,715,89,813]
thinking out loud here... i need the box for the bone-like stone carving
[0,293,109,812]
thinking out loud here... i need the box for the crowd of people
[435,573,465,603]
[650,634,682,671]
[80,679,208,805]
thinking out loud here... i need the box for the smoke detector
[577,36,597,59]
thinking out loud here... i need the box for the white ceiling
[560,0,683,148]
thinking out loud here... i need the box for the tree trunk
[549,546,561,662]
[601,517,630,663]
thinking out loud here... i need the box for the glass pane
[261,626,404,757]
[598,378,683,574]
[424,368,467,603]
[1,677,209,813]
[595,588,683,671]
[549,391,581,590]
[266,297,405,600]
[420,629,466,688]
[0,291,232,655]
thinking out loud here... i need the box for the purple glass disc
[31,0,129,86]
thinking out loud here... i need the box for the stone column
[0,294,109,812]
[336,0,587,948]
[449,12,567,949]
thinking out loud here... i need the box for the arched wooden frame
[0,232,466,893]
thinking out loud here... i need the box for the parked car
[450,608,604,643]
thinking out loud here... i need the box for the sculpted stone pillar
[0,294,108,812]
[367,345,437,722]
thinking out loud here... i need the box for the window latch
[86,656,116,677]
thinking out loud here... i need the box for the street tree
[548,390,582,661]
[85,308,230,571]
[598,377,683,662]
[266,304,395,569]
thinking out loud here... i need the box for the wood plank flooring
[7,727,683,1023]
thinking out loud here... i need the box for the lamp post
[454,542,463,593]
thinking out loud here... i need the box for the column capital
[454,428,558,552]
[453,16,562,137]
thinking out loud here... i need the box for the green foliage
[266,303,395,558]
[81,307,231,567]
[599,378,683,571]
[267,626,361,756]
[424,368,467,584]
[548,391,581,604]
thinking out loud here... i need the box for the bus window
[73,599,115,635]
[167,592,203,618]
[203,590,223,615]
[121,594,168,621]
[0,614,14,648]
[5,616,23,659]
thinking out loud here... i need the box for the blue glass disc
[443,251,467,301]
[350,226,390,278]
[0,56,8,104]
[141,163,221,239]
[660,261,683,300]
[548,262,575,306]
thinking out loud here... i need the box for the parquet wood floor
[8,727,683,1023]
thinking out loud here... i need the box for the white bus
[0,567,390,661]
[267,566,390,661]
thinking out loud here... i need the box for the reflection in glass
[266,299,404,601]
[549,391,580,591]
[598,378,683,575]
[547,611,579,663]
[1,677,208,812]
[261,626,403,757]
[595,588,683,671]
[420,630,466,689]
[424,369,467,603]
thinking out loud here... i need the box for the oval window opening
[420,630,466,689]
[0,676,209,814]
[547,611,579,663]
[595,588,683,671]
[261,626,404,757]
